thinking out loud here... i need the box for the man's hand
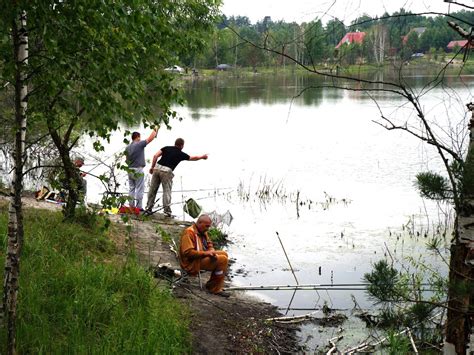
[149,168,154,174]
[203,250,217,258]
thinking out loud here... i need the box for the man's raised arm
[146,125,160,144]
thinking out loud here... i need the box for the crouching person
[179,214,230,297]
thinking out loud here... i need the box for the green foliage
[426,235,444,251]
[415,171,451,200]
[304,20,327,65]
[156,225,172,244]
[208,226,228,247]
[378,308,404,328]
[195,9,474,69]
[0,206,190,353]
[73,205,111,232]
[363,253,447,347]
[406,302,433,325]
[384,330,411,354]
[1,0,221,218]
[364,260,400,303]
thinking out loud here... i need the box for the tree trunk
[444,106,474,354]
[444,241,472,354]
[60,150,82,220]
[46,123,82,220]
[214,32,218,67]
[3,10,28,355]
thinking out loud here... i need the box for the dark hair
[175,138,184,147]
[131,132,140,140]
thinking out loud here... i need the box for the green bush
[384,330,411,354]
[208,226,228,247]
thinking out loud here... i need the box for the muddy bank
[123,211,301,354]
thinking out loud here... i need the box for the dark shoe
[143,209,153,216]
[214,291,231,298]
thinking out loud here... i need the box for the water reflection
[183,69,474,115]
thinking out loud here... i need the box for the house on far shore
[447,39,472,52]
[335,31,366,49]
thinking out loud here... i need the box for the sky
[220,0,468,25]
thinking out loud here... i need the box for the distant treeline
[185,9,474,69]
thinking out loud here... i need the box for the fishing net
[207,210,233,226]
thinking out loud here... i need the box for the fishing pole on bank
[225,283,439,292]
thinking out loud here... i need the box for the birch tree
[0,4,28,354]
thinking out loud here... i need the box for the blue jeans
[128,167,145,209]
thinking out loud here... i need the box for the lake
[23,70,473,351]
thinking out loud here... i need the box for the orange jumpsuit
[179,224,228,294]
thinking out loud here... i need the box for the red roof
[447,40,469,49]
[335,32,366,49]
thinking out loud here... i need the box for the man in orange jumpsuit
[179,214,230,297]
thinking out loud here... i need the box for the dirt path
[15,197,301,353]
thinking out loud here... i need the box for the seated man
[179,214,230,297]
[74,157,88,206]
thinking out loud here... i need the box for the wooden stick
[406,327,419,354]
[327,335,343,355]
[266,310,320,323]
[276,231,299,284]
[345,312,442,353]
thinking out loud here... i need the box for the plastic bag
[184,198,202,218]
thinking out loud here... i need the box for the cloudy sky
[220,0,468,25]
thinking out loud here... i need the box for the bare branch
[372,114,462,163]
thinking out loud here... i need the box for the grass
[208,226,228,248]
[0,203,190,353]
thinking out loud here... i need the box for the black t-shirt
[158,146,190,170]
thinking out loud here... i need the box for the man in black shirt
[145,138,207,217]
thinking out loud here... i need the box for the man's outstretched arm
[189,154,208,161]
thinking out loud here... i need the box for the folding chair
[171,239,203,290]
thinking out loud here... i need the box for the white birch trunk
[443,106,474,354]
[3,9,28,355]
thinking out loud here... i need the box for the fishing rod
[226,283,438,291]
[99,187,234,195]
[142,192,233,216]
[226,283,368,291]
[277,307,350,311]
[227,286,368,291]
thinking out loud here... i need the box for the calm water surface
[77,72,474,350]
